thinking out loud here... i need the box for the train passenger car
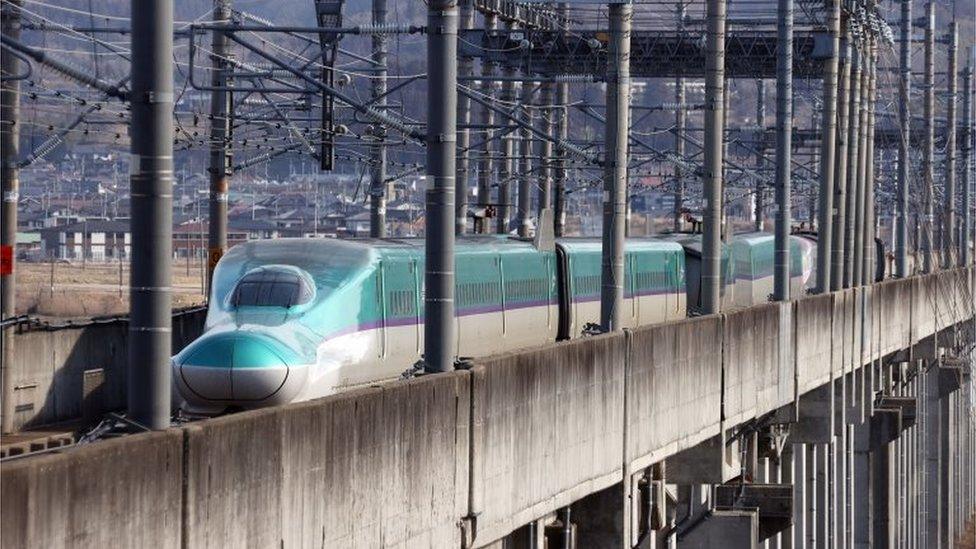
[173,236,559,413]
[555,238,686,339]
[729,232,816,308]
[652,233,736,313]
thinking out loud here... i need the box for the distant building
[38,220,130,261]
[173,221,248,259]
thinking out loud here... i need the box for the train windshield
[231,266,314,308]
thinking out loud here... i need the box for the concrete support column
[806,444,818,548]
[846,424,855,549]
[921,361,941,547]
[939,393,950,546]
[815,442,831,549]
[572,481,628,548]
[783,443,797,549]
[852,421,870,549]
[870,440,893,548]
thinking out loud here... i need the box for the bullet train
[172,232,817,414]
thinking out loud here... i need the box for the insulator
[553,75,595,84]
[356,23,413,35]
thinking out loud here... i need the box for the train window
[232,267,314,308]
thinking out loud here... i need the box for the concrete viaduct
[2,267,974,548]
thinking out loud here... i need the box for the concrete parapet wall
[1,268,972,548]
[184,372,470,548]
[0,430,183,549]
[7,308,206,430]
[795,293,835,393]
[468,333,625,547]
[628,315,725,470]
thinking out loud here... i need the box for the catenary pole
[553,3,569,237]
[538,81,554,216]
[424,0,458,373]
[773,0,792,301]
[496,20,517,234]
[369,0,389,237]
[517,80,533,237]
[600,1,632,331]
[844,43,863,287]
[815,0,841,293]
[755,79,766,231]
[673,1,687,232]
[853,39,872,286]
[455,0,473,235]
[896,0,911,277]
[702,0,727,312]
[921,1,935,273]
[207,0,232,289]
[943,21,958,266]
[863,42,878,284]
[830,25,851,291]
[476,11,497,234]
[128,0,175,429]
[962,60,973,266]
[0,0,23,434]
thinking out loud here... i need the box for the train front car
[172,239,380,415]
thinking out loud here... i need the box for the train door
[375,262,387,359]
[556,243,573,340]
[628,253,639,328]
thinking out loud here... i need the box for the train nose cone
[177,332,297,402]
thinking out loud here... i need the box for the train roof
[555,237,684,253]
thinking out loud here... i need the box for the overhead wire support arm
[191,23,425,36]
[18,76,131,169]
[215,32,424,142]
[0,35,127,100]
[459,86,598,166]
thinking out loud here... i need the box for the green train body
[173,232,814,413]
